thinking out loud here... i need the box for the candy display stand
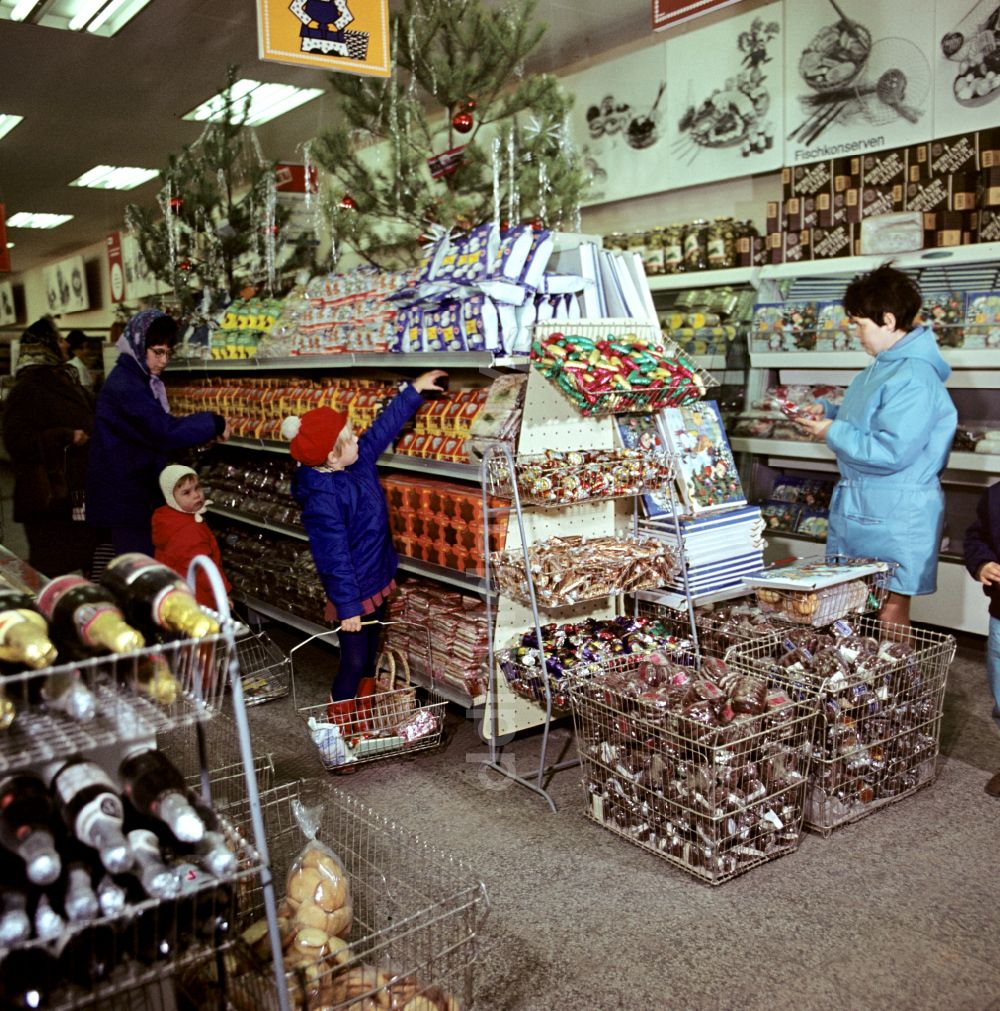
[477,362,701,811]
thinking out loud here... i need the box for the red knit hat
[280,407,349,466]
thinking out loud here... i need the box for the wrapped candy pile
[531,329,708,415]
[487,447,673,505]
[490,534,677,607]
[567,652,815,883]
[725,622,954,833]
[497,615,691,709]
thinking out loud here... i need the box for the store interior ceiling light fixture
[0,114,24,141]
[183,79,325,128]
[70,165,160,190]
[2,0,152,36]
[6,212,73,229]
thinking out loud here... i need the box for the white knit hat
[159,464,199,513]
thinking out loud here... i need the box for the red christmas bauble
[266,224,280,236]
[339,194,357,210]
[178,260,192,272]
[464,97,477,111]
[526,217,545,232]
[452,111,474,134]
[169,196,184,211]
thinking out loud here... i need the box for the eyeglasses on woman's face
[147,346,173,359]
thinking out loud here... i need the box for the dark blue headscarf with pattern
[116,308,171,413]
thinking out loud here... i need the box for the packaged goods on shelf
[732,384,845,441]
[484,447,673,506]
[638,596,784,659]
[750,301,823,352]
[725,619,956,834]
[490,534,677,607]
[385,577,489,702]
[186,296,283,361]
[743,556,892,627]
[497,615,691,710]
[566,651,816,884]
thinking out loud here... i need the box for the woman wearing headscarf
[2,317,97,576]
[86,308,229,556]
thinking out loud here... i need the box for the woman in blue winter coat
[86,309,230,556]
[795,265,957,628]
[283,370,446,734]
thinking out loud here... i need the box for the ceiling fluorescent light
[7,212,73,229]
[183,80,323,127]
[9,0,41,21]
[0,115,24,141]
[71,165,159,190]
[69,0,108,30]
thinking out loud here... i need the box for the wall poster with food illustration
[42,255,89,315]
[783,0,935,165]
[664,2,784,187]
[934,0,1000,137]
[563,43,669,206]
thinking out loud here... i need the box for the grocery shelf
[209,505,485,594]
[731,437,834,461]
[647,266,754,291]
[750,349,1000,371]
[168,351,501,372]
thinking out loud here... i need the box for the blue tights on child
[331,601,388,701]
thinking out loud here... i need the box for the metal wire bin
[724,618,957,835]
[214,780,489,1011]
[565,651,818,884]
[233,626,292,706]
[293,623,447,771]
[743,555,894,627]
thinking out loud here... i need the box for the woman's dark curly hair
[843,264,921,332]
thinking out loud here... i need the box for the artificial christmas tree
[310,0,589,268]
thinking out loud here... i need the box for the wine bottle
[54,918,119,988]
[46,757,134,874]
[119,871,175,965]
[173,860,235,942]
[99,553,220,639]
[126,828,180,900]
[0,587,58,669]
[190,796,238,878]
[0,686,14,731]
[32,892,65,942]
[62,861,100,923]
[0,852,31,946]
[36,573,145,657]
[132,652,180,705]
[0,946,59,1009]
[0,772,62,885]
[95,872,127,918]
[119,747,205,844]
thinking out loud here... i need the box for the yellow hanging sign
[257,0,390,78]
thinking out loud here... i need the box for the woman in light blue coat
[796,265,957,628]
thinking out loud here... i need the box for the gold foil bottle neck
[0,691,15,730]
[0,612,58,669]
[158,592,220,639]
[87,611,145,655]
[136,655,179,706]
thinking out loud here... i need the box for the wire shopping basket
[292,620,447,770]
[231,625,292,706]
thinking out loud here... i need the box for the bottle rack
[478,366,701,811]
[0,554,291,1011]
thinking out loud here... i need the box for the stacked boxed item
[497,615,690,710]
[566,651,817,883]
[725,619,956,834]
[758,473,836,538]
[743,556,891,627]
[384,576,490,703]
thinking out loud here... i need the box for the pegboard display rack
[477,360,700,811]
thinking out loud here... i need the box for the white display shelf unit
[167,351,501,371]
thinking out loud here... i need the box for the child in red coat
[152,464,231,608]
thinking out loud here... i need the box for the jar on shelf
[662,225,684,274]
[682,219,709,271]
[642,229,665,275]
[707,217,736,270]
[603,232,628,251]
[627,230,649,268]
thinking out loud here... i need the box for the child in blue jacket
[283,370,446,731]
[963,482,1000,797]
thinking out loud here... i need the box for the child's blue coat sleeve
[301,486,363,617]
[358,385,424,463]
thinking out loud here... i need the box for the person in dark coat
[963,482,1000,797]
[2,317,97,576]
[85,308,229,556]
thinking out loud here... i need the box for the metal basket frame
[218,780,489,1011]
[565,651,819,884]
[291,620,448,770]
[724,617,956,835]
[531,319,718,417]
[231,625,292,706]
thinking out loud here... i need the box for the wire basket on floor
[292,621,447,771]
[743,554,895,627]
[724,617,956,835]
[204,780,489,1011]
[232,626,292,706]
[565,650,819,884]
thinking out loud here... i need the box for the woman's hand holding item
[340,615,362,632]
[72,429,89,445]
[977,560,1000,585]
[794,415,832,440]
[412,369,448,394]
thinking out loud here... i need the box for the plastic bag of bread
[284,797,354,945]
